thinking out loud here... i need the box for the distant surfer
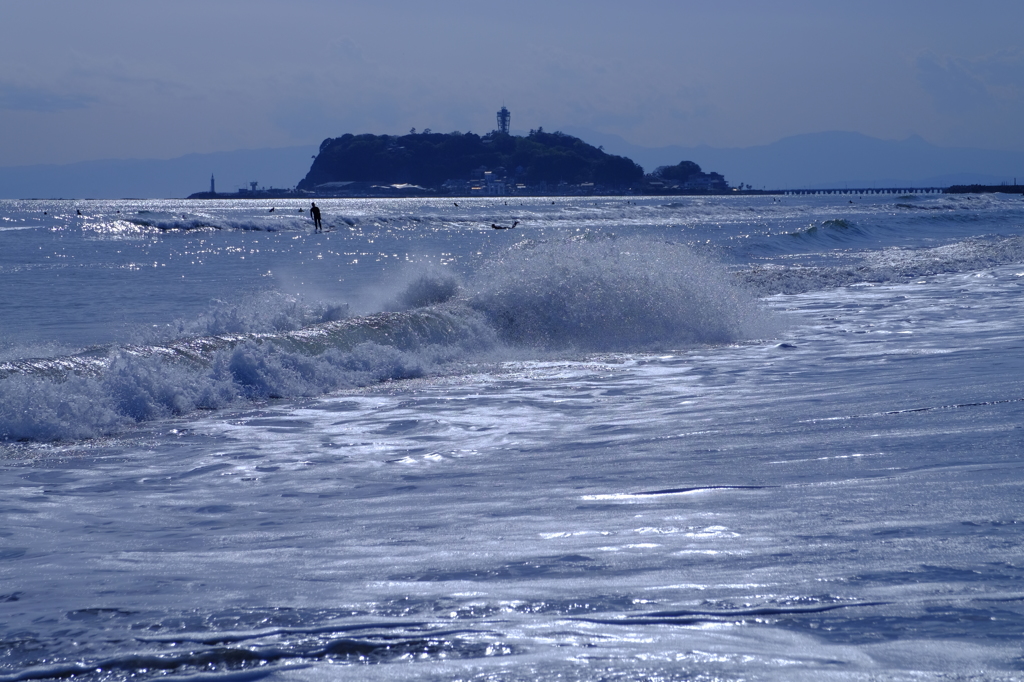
[490,220,518,230]
[310,202,322,232]
[269,207,275,213]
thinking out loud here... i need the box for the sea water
[1,195,1022,681]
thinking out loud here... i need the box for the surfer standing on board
[310,202,322,232]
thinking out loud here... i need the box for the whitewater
[0,194,1022,681]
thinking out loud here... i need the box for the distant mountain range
[562,128,1024,190]
[0,146,317,200]
[2,131,1024,199]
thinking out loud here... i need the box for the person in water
[490,220,518,230]
[310,202,322,232]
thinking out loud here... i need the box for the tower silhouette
[496,106,510,134]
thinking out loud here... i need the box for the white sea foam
[159,292,350,339]
[468,236,776,350]
[0,236,775,441]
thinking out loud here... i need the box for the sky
[3,0,1024,167]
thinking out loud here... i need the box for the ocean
[1,194,1022,681]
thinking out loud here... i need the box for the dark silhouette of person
[310,202,322,232]
[269,207,275,213]
[490,220,518,230]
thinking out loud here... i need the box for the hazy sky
[3,0,1024,167]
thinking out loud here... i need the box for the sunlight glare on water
[1,194,1023,680]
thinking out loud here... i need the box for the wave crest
[0,237,775,441]
[468,237,774,350]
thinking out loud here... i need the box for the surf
[0,236,773,442]
[740,234,1024,295]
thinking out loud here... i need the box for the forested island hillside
[185,130,734,198]
[297,129,645,194]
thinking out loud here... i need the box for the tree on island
[651,160,702,183]
[646,160,729,192]
[297,129,645,191]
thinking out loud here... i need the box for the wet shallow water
[2,195,1023,680]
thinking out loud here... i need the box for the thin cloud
[967,49,1024,91]
[0,83,94,112]
[917,50,1024,113]
[916,54,989,113]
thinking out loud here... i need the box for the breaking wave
[467,237,770,349]
[787,218,871,243]
[0,237,774,442]
[117,213,313,233]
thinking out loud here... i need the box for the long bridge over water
[779,187,946,196]
[772,184,1024,196]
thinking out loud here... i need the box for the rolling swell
[87,210,318,233]
[792,217,857,234]
[2,621,515,682]
[0,238,771,441]
[0,308,497,441]
[741,234,1024,295]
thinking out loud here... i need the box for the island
[189,129,734,198]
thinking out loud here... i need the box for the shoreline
[185,186,962,200]
[8,186,1021,202]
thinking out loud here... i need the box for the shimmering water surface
[1,195,1023,681]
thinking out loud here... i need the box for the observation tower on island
[497,105,510,134]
